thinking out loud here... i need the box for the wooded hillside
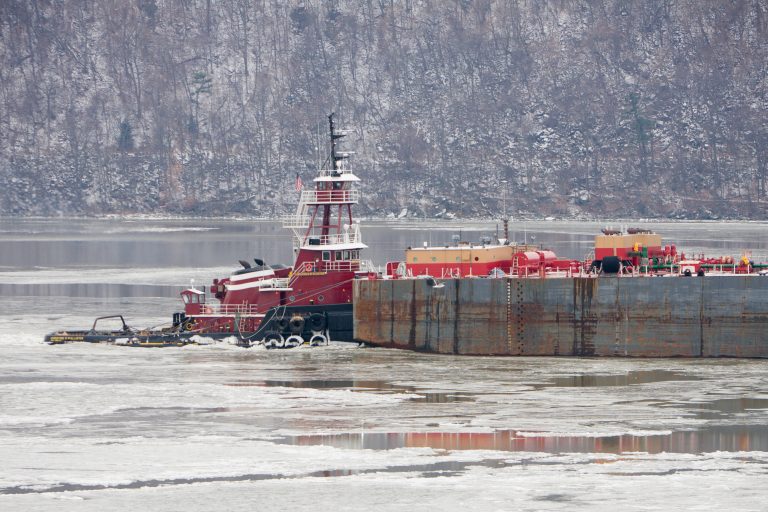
[1,0,766,218]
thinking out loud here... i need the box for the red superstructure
[387,227,766,280]
[591,228,762,275]
[393,241,579,278]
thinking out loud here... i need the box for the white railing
[320,231,360,244]
[300,189,360,204]
[324,260,361,271]
[310,231,362,245]
[195,304,264,316]
[283,214,311,228]
[316,168,356,178]
[262,277,291,288]
[295,259,377,273]
[359,259,377,273]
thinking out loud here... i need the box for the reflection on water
[540,370,702,388]
[0,283,180,298]
[695,397,768,414]
[225,379,474,402]
[657,398,768,419]
[2,218,767,278]
[258,379,396,389]
[0,219,290,270]
[279,426,768,454]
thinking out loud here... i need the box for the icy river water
[1,218,767,511]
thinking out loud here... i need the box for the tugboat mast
[320,113,349,240]
[286,113,366,270]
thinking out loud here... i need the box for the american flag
[295,172,303,191]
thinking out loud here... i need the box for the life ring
[308,313,327,332]
[309,333,328,346]
[182,320,194,332]
[289,315,305,333]
[284,334,304,348]
[263,331,284,349]
[275,317,290,332]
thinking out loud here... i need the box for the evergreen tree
[117,120,134,151]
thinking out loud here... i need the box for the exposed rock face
[1,1,766,218]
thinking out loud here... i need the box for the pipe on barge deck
[353,276,768,357]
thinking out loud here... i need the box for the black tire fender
[263,331,284,348]
[289,315,305,334]
[308,313,326,332]
[284,334,304,348]
[275,317,290,332]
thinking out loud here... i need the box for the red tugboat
[45,113,374,348]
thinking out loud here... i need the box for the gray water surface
[1,218,767,511]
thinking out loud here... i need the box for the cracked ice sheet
[1,451,767,511]
[3,296,768,510]
[2,318,768,439]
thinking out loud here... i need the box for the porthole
[289,295,295,302]
[317,295,324,302]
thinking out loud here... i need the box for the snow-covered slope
[1,1,766,219]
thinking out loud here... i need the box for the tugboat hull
[45,304,353,348]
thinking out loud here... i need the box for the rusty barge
[353,229,768,357]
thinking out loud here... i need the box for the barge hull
[353,276,768,357]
